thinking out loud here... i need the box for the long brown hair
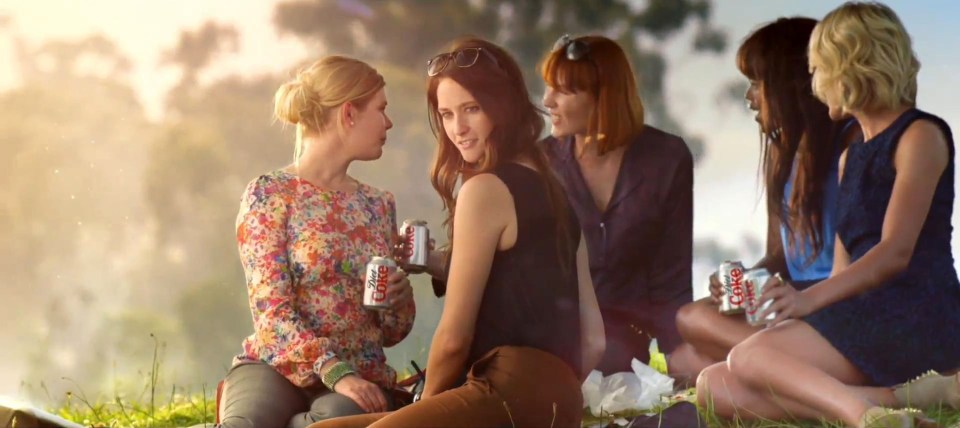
[737,17,843,262]
[426,37,573,258]
[539,35,645,155]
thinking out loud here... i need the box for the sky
[1,0,959,394]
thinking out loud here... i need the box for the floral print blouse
[232,170,415,389]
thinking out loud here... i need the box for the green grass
[42,335,960,427]
[581,390,960,427]
[49,392,960,427]
[39,333,216,428]
[54,391,214,428]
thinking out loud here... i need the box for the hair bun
[274,80,307,125]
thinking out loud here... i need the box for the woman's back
[805,108,960,386]
[837,109,957,277]
[469,162,582,374]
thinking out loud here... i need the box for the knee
[726,339,766,387]
[217,417,258,428]
[695,364,736,419]
[306,394,365,422]
[675,300,711,342]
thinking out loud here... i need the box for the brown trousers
[308,346,583,428]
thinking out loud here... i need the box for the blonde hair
[809,2,920,114]
[274,55,385,162]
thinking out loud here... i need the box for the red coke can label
[363,257,397,310]
[399,219,429,271]
[718,261,747,315]
[743,268,775,326]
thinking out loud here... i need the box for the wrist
[426,249,448,278]
[801,285,826,312]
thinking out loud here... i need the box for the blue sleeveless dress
[804,108,960,386]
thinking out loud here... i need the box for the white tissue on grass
[581,358,675,416]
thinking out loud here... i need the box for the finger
[761,294,793,321]
[387,281,412,299]
[759,301,781,322]
[387,270,408,283]
[348,391,372,413]
[397,284,413,301]
[762,274,789,293]
[389,287,413,308]
[709,272,721,288]
[710,283,722,296]
[371,387,388,412]
[766,308,793,328]
[759,284,789,304]
[357,386,381,413]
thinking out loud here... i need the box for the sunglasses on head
[426,47,500,77]
[553,34,591,61]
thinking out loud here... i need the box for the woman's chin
[360,148,383,161]
[550,126,571,139]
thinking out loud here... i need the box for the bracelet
[321,362,355,390]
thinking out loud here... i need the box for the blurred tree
[273,0,728,161]
[141,22,288,390]
[0,33,159,400]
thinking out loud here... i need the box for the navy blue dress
[805,108,960,386]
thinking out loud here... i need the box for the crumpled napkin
[582,358,675,417]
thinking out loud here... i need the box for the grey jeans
[189,362,393,428]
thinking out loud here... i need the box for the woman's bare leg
[697,362,824,422]
[676,298,759,361]
[724,320,897,426]
[671,298,761,382]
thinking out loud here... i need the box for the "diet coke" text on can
[363,257,397,310]
[399,219,430,272]
[718,261,747,315]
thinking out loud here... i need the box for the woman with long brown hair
[671,16,848,382]
[312,37,605,428]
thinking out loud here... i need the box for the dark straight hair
[737,17,846,262]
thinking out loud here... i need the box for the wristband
[321,362,356,390]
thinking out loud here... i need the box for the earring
[349,121,355,126]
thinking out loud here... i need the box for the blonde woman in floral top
[195,56,415,428]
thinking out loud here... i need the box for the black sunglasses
[426,47,500,77]
[553,34,591,61]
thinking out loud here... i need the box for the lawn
[49,392,959,427]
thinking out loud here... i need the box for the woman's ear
[340,102,356,127]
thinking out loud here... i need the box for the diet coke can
[718,261,748,315]
[743,268,776,326]
[363,257,397,310]
[399,219,430,272]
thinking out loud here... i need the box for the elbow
[434,330,472,360]
[591,336,606,364]
[585,330,606,365]
[885,244,913,275]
